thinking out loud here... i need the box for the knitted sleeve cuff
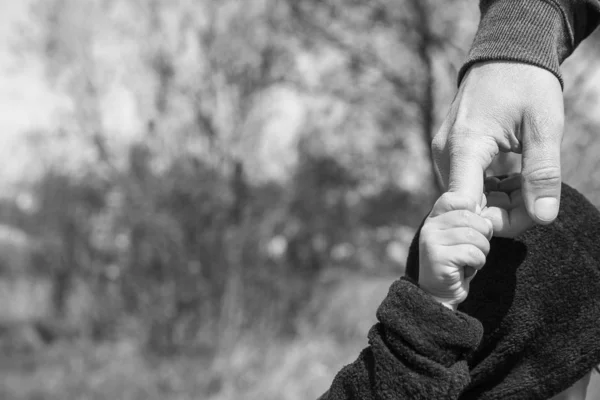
[458,0,573,89]
[374,277,483,368]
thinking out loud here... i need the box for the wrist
[418,281,460,311]
[459,0,570,89]
[431,296,458,312]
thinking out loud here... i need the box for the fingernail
[475,204,482,214]
[534,197,559,222]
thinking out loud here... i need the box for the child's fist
[419,192,493,310]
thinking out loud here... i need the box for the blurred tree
[288,0,476,196]
[32,169,107,317]
[6,1,600,397]
[21,0,303,354]
[14,0,523,365]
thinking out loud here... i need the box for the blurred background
[0,0,599,399]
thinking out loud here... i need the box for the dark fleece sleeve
[318,277,483,400]
[459,0,600,88]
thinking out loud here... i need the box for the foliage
[1,0,600,398]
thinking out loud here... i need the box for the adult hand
[432,61,564,225]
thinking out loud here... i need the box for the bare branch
[288,2,421,104]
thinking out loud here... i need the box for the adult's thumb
[520,119,562,225]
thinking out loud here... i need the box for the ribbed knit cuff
[458,0,573,89]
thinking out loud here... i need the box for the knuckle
[460,210,472,225]
[438,193,475,213]
[419,230,437,249]
[419,230,432,247]
[448,122,492,147]
[449,122,480,139]
[523,165,561,187]
[467,245,478,258]
[464,227,475,241]
[462,197,476,212]
[440,270,455,284]
[477,250,487,267]
[525,108,564,139]
[436,192,458,211]
[448,123,500,161]
[468,246,485,267]
[438,192,455,203]
[447,132,473,156]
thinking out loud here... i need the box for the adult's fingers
[485,192,511,210]
[429,192,477,218]
[481,204,534,238]
[520,110,564,224]
[484,176,500,192]
[509,189,523,207]
[446,132,499,208]
[483,187,532,237]
[496,173,521,192]
[432,123,499,208]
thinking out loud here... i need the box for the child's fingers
[436,227,490,256]
[486,188,524,210]
[446,244,487,270]
[432,210,493,239]
[510,189,523,206]
[481,204,534,238]
[486,191,511,209]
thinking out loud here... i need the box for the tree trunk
[53,219,76,318]
[412,0,444,197]
[213,160,248,379]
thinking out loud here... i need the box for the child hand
[419,192,493,310]
[481,173,535,238]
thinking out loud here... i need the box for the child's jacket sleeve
[318,277,483,400]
